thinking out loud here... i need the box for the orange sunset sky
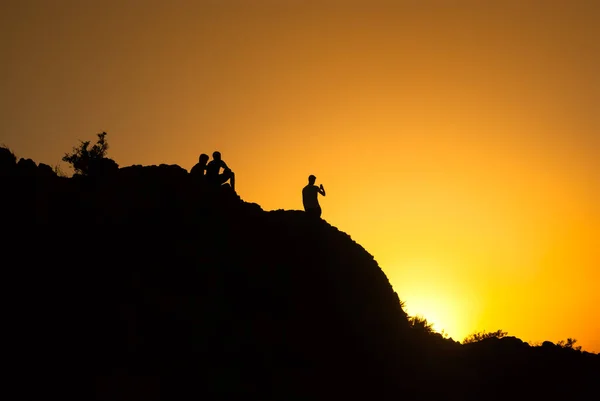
[1,0,598,352]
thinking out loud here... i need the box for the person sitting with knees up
[190,153,209,185]
[206,151,235,191]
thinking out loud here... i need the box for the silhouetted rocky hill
[1,149,598,401]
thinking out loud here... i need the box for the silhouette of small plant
[62,132,109,175]
[53,163,67,177]
[462,329,508,344]
[398,299,409,320]
[439,329,450,339]
[408,315,435,334]
[557,338,582,351]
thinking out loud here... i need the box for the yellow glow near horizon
[1,1,599,352]
[395,259,475,340]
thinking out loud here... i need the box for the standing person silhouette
[302,174,326,218]
[206,151,235,191]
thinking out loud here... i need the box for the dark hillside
[1,149,598,401]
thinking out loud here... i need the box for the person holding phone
[302,174,326,218]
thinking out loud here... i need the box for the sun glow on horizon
[387,259,484,342]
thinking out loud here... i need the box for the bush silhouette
[557,338,582,351]
[462,329,508,344]
[62,132,110,176]
[408,314,435,334]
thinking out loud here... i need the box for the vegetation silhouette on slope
[0,137,598,401]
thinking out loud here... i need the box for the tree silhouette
[62,132,109,176]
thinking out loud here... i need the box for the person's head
[199,153,209,165]
[213,151,221,161]
[308,174,316,185]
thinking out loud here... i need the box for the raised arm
[319,184,326,196]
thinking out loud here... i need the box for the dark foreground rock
[1,150,598,400]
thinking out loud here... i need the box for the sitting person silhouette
[302,174,326,218]
[190,153,209,184]
[206,151,235,191]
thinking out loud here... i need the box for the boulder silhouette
[0,149,598,401]
[88,157,119,178]
[0,146,17,174]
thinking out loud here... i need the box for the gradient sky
[2,0,598,352]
